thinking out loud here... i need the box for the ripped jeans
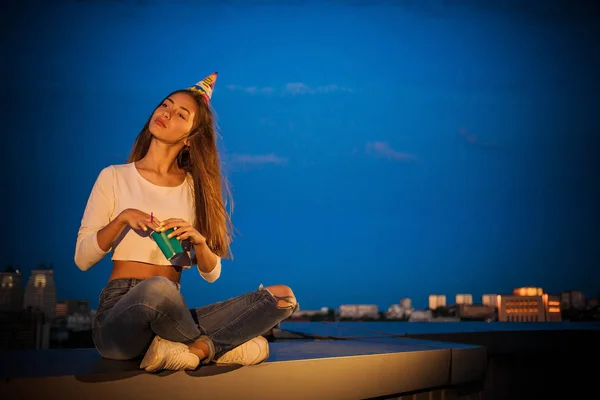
[92,277,297,362]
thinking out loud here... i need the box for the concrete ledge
[0,338,486,400]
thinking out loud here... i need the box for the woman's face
[149,91,198,144]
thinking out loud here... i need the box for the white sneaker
[215,336,270,366]
[140,335,200,372]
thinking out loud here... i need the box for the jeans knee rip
[258,284,298,311]
[273,295,296,310]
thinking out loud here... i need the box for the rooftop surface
[2,321,599,399]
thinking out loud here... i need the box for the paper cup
[150,228,185,261]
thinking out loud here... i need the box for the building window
[34,275,47,288]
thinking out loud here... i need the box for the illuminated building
[455,294,473,305]
[0,267,23,312]
[482,294,499,309]
[545,295,563,321]
[55,302,68,318]
[428,295,446,310]
[23,266,57,320]
[498,287,562,322]
[513,287,543,296]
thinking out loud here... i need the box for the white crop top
[74,163,221,283]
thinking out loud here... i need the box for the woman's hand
[160,218,206,246]
[117,209,161,232]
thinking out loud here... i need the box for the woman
[74,72,297,372]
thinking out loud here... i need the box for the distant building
[291,308,328,319]
[55,302,68,318]
[23,266,57,320]
[388,299,413,319]
[455,294,473,305]
[498,287,561,322]
[560,291,585,310]
[409,310,433,322]
[457,304,496,321]
[387,304,405,319]
[546,295,562,321]
[400,298,412,309]
[339,304,379,319]
[513,287,543,296]
[428,295,446,310]
[56,300,90,317]
[0,267,23,312]
[482,294,499,309]
[67,311,96,332]
[499,295,544,322]
[55,300,94,331]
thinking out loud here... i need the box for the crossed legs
[187,284,297,361]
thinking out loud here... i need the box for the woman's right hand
[117,209,161,232]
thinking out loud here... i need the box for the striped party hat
[189,72,218,104]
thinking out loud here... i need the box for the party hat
[189,72,218,104]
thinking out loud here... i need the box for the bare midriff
[109,260,183,283]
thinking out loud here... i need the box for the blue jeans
[92,276,296,362]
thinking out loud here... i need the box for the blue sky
[4,0,599,310]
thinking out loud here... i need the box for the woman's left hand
[161,218,206,246]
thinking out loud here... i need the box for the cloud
[225,153,289,167]
[365,141,418,162]
[284,83,314,95]
[226,82,353,96]
[285,82,354,95]
[225,85,276,95]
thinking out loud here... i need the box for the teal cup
[150,228,185,261]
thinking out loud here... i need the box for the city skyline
[5,0,600,311]
[2,265,595,312]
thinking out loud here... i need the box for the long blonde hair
[128,90,234,259]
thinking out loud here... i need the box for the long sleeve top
[74,163,221,283]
